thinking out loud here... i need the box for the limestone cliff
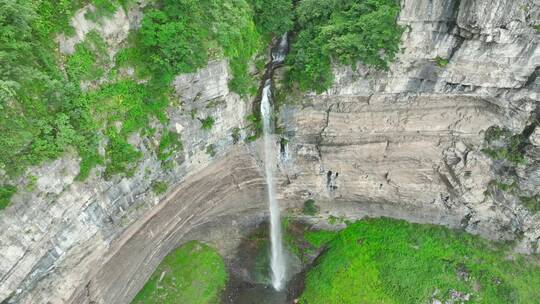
[0,0,538,303]
[279,0,540,251]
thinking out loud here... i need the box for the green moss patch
[300,218,540,304]
[435,56,449,67]
[132,241,228,304]
[482,125,528,164]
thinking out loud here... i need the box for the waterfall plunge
[260,32,289,291]
[261,81,286,291]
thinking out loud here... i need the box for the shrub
[104,130,142,179]
[200,116,215,131]
[232,127,241,144]
[435,56,449,67]
[245,114,262,141]
[520,195,540,213]
[287,0,403,92]
[151,181,168,195]
[137,0,264,95]
[0,185,17,210]
[206,144,216,157]
[139,5,210,75]
[303,199,319,215]
[248,0,294,37]
[158,130,182,161]
[482,126,528,164]
[66,31,109,81]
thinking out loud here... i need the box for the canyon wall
[0,0,538,303]
[278,0,539,250]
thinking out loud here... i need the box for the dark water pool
[221,221,319,304]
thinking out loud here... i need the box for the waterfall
[260,32,289,291]
[272,32,288,63]
[261,80,286,291]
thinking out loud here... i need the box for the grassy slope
[301,218,540,304]
[131,241,228,304]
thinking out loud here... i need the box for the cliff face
[279,0,539,247]
[0,0,539,303]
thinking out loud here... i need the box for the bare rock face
[57,4,143,55]
[0,0,539,303]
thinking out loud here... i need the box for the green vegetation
[199,117,215,131]
[482,126,528,164]
[206,144,216,157]
[248,0,294,38]
[231,127,241,144]
[487,179,540,214]
[0,0,165,180]
[66,31,109,81]
[104,130,142,179]
[435,56,449,67]
[519,195,540,213]
[1,0,84,176]
[84,0,119,22]
[302,199,319,215]
[158,130,182,161]
[132,241,227,304]
[300,218,540,304]
[131,0,267,96]
[25,175,38,192]
[482,125,539,213]
[245,114,263,142]
[1,0,289,180]
[0,185,17,210]
[286,0,403,92]
[151,181,168,195]
[534,25,540,33]
[492,180,517,192]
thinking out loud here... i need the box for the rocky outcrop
[278,0,540,252]
[0,39,255,304]
[0,0,538,303]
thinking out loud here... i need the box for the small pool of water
[223,282,289,304]
[221,221,319,304]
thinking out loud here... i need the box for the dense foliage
[0,0,139,182]
[0,0,294,204]
[0,0,402,209]
[131,0,265,96]
[302,199,319,215]
[286,0,403,92]
[248,0,294,37]
[132,241,227,304]
[300,218,540,304]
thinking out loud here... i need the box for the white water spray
[261,81,286,291]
